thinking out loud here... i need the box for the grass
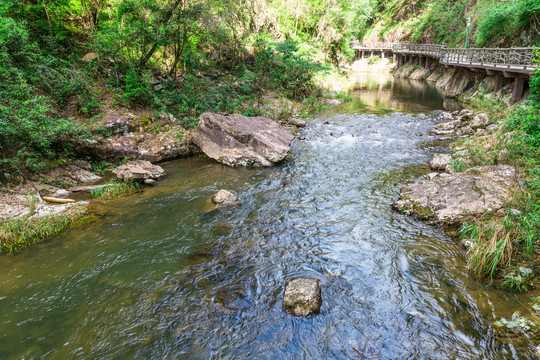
[0,204,89,254]
[455,73,540,290]
[90,181,140,200]
[461,217,516,280]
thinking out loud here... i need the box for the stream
[0,73,536,359]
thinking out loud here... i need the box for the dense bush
[0,17,90,174]
[475,0,540,46]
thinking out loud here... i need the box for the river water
[0,73,536,359]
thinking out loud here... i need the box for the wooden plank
[42,197,75,204]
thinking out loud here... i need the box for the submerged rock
[283,277,322,317]
[393,165,521,224]
[112,160,165,182]
[193,112,294,167]
[211,189,241,207]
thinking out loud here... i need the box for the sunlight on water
[0,72,536,359]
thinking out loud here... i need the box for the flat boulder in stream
[283,277,322,317]
[393,165,521,224]
[193,112,295,167]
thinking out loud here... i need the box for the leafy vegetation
[0,0,373,178]
[458,70,540,290]
[363,0,540,47]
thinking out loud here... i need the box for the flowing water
[0,73,537,359]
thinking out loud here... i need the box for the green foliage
[459,70,540,285]
[501,267,534,292]
[475,0,540,46]
[367,0,539,47]
[0,17,92,174]
[368,55,381,65]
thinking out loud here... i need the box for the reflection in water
[342,72,461,115]
[0,73,536,359]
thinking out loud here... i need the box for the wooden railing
[441,47,539,70]
[393,43,446,58]
[351,41,394,50]
[352,42,539,71]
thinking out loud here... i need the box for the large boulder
[193,112,295,167]
[44,165,101,186]
[283,277,322,317]
[393,165,521,224]
[112,160,165,182]
[79,127,200,162]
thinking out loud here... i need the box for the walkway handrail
[441,47,539,69]
[352,42,539,69]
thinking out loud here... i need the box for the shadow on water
[0,72,537,359]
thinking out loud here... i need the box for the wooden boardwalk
[350,41,539,103]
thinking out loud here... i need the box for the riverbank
[392,61,539,293]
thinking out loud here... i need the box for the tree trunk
[42,0,53,36]
[139,0,184,67]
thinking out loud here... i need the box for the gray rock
[71,160,92,171]
[54,189,70,197]
[393,165,521,224]
[211,189,241,207]
[476,129,487,136]
[289,118,307,127]
[470,113,490,129]
[193,112,294,167]
[45,165,101,185]
[283,277,322,317]
[81,52,97,63]
[112,160,165,182]
[79,126,200,162]
[104,117,136,136]
[434,120,460,131]
[457,126,474,136]
[326,99,342,106]
[143,179,156,185]
[439,112,454,120]
[429,154,452,171]
[458,109,474,120]
[425,172,440,180]
[486,124,498,132]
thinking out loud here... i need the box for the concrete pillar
[393,53,397,63]
[425,57,430,69]
[512,77,525,104]
[409,55,414,65]
[362,50,365,59]
[495,74,504,92]
[381,50,385,59]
